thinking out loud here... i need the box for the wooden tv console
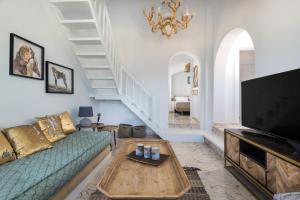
[225,129,300,199]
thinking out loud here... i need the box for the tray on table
[97,139,191,200]
[127,151,170,166]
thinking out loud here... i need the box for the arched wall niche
[213,28,255,124]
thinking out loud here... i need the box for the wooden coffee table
[97,139,191,199]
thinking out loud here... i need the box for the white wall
[208,0,300,127]
[213,30,254,124]
[172,72,191,97]
[93,101,144,126]
[240,51,255,82]
[0,0,96,127]
[0,0,143,128]
[212,0,300,77]
[108,0,207,130]
[107,0,300,131]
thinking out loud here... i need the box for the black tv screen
[241,68,300,143]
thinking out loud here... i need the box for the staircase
[50,0,162,136]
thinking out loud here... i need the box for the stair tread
[88,77,114,80]
[51,0,89,3]
[92,86,117,89]
[91,95,121,100]
[76,52,106,56]
[60,19,94,23]
[69,37,101,41]
[83,66,110,69]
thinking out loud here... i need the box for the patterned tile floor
[168,112,200,129]
[73,140,256,200]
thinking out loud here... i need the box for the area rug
[77,167,210,200]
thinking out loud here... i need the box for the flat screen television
[241,68,300,144]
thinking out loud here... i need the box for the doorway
[168,52,201,129]
[213,29,255,130]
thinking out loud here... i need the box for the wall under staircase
[50,0,162,136]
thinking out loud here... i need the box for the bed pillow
[3,125,53,158]
[59,111,76,134]
[174,96,190,102]
[0,129,16,164]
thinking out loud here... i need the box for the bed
[174,96,190,115]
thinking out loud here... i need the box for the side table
[76,123,104,132]
[100,125,118,146]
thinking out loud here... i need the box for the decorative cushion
[0,130,16,164]
[36,115,66,142]
[59,111,76,134]
[3,125,53,158]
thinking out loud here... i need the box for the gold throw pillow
[0,130,16,164]
[59,111,76,134]
[3,125,53,159]
[36,115,66,142]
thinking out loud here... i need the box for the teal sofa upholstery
[0,131,112,200]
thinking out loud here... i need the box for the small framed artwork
[187,76,191,84]
[9,33,44,80]
[193,65,199,88]
[46,61,74,94]
[192,89,198,95]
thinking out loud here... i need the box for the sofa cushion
[59,111,76,134]
[0,130,16,164]
[3,125,53,158]
[36,115,66,143]
[0,131,112,200]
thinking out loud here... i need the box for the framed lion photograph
[9,33,44,80]
[46,61,74,94]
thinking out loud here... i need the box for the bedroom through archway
[168,52,201,129]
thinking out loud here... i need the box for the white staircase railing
[90,0,160,133]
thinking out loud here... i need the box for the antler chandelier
[143,0,195,39]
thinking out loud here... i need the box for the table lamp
[78,106,93,127]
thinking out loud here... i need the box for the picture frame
[193,65,199,88]
[187,76,191,84]
[192,65,199,96]
[46,61,74,94]
[191,89,198,95]
[9,33,44,80]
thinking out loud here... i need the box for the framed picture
[187,76,191,84]
[193,65,199,88]
[192,89,198,95]
[10,33,44,80]
[46,61,74,94]
[192,65,199,96]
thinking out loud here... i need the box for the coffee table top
[97,139,191,199]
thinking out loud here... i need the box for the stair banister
[52,0,161,134]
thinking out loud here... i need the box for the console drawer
[240,154,266,185]
[226,133,240,164]
[267,153,300,193]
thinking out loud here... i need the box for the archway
[213,29,255,125]
[168,52,202,129]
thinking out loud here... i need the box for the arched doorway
[168,52,202,129]
[213,29,255,126]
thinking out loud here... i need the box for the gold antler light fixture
[143,0,195,39]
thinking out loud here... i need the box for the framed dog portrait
[46,61,74,94]
[10,33,44,80]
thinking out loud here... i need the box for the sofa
[0,130,112,200]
